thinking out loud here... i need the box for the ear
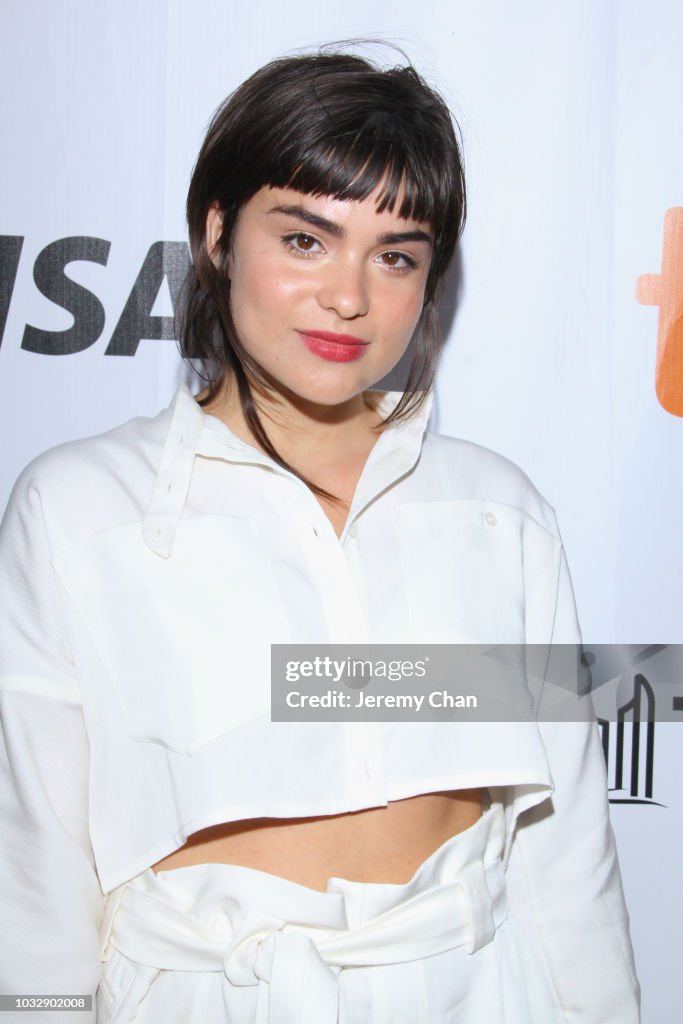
[205,203,224,269]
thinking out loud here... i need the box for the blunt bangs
[192,55,465,293]
[279,107,455,233]
[235,59,464,285]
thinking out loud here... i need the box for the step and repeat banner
[1,2,681,1019]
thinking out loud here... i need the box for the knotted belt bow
[102,859,506,1024]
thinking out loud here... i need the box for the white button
[484,512,497,528]
[347,524,357,540]
[363,760,371,780]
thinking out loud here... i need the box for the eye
[376,251,418,272]
[283,232,323,256]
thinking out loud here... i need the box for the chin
[274,374,374,409]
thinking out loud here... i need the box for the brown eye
[282,232,324,257]
[377,251,416,271]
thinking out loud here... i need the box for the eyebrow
[268,204,433,247]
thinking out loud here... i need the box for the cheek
[382,288,426,340]
[229,261,315,364]
[232,255,308,322]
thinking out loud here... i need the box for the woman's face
[208,185,433,411]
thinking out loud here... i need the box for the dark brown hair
[180,50,466,495]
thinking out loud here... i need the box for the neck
[199,376,384,467]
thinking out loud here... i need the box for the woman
[0,52,639,1022]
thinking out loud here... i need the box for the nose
[316,258,370,319]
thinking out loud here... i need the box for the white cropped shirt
[0,385,639,1021]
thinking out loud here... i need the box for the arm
[505,537,641,1023]
[0,472,103,1022]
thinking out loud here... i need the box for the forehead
[245,185,434,237]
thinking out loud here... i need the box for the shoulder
[417,430,560,539]
[2,405,172,552]
[16,409,169,487]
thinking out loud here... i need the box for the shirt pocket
[53,515,291,755]
[394,500,526,644]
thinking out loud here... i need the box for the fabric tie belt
[102,856,507,1024]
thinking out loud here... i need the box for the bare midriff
[151,789,483,891]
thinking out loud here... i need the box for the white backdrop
[2,3,681,1019]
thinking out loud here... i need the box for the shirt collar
[143,383,433,558]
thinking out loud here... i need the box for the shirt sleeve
[504,536,641,1023]
[0,471,103,1022]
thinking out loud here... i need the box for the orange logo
[636,207,683,417]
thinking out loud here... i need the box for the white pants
[98,803,558,1023]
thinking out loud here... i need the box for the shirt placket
[277,411,433,807]
[279,480,386,805]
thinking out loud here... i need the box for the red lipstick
[297,330,369,363]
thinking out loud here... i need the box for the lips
[297,330,369,363]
